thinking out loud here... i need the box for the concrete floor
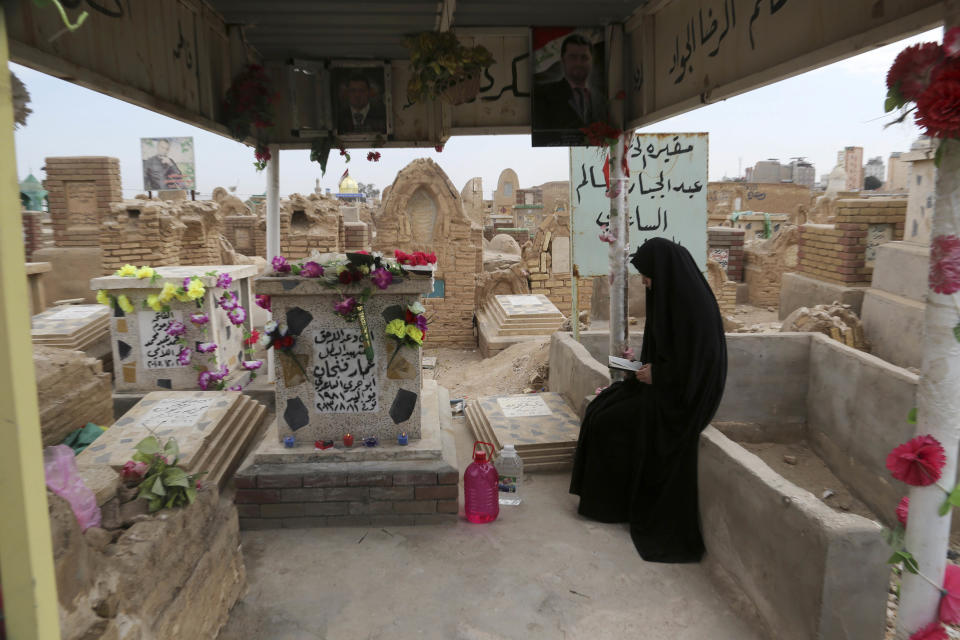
[219,416,764,640]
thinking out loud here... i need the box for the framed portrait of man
[331,62,392,140]
[141,136,195,191]
[531,28,607,148]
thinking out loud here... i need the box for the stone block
[370,486,415,500]
[304,502,350,516]
[280,488,327,502]
[303,471,349,487]
[394,500,436,514]
[261,503,307,518]
[347,472,393,487]
[235,489,281,504]
[259,475,303,489]
[393,471,438,486]
[415,485,458,500]
[325,487,370,501]
[349,501,394,515]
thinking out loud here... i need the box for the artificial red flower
[339,146,348,157]
[896,496,910,527]
[887,42,943,101]
[244,330,261,346]
[338,270,352,284]
[434,144,444,152]
[404,309,415,323]
[426,252,437,264]
[886,434,947,486]
[350,269,363,282]
[939,564,960,624]
[394,250,409,263]
[355,250,369,255]
[930,234,960,294]
[916,61,960,138]
[367,151,381,162]
[276,335,294,349]
[945,27,960,58]
[910,621,948,640]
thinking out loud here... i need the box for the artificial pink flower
[887,434,947,486]
[930,234,960,294]
[939,564,960,624]
[300,261,323,278]
[371,267,393,290]
[910,621,947,640]
[255,294,271,312]
[896,496,910,527]
[121,460,148,482]
[242,360,263,371]
[272,255,291,274]
[197,342,218,354]
[189,312,209,325]
[227,306,247,326]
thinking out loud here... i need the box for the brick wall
[45,156,122,248]
[234,463,459,528]
[522,213,593,318]
[343,221,369,252]
[101,201,185,273]
[224,216,260,256]
[374,159,482,348]
[797,199,906,286]
[177,202,224,265]
[707,227,745,282]
[22,210,45,261]
[280,194,341,259]
[744,226,800,307]
[483,227,530,245]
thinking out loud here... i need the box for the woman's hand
[635,363,653,385]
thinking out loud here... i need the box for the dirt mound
[428,337,551,401]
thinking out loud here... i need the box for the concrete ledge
[548,333,609,417]
[779,272,866,319]
[700,426,888,640]
[870,241,929,302]
[860,288,925,370]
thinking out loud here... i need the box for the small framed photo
[531,28,607,147]
[330,62,392,139]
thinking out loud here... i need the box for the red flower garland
[896,496,910,527]
[888,43,943,102]
[939,564,960,624]
[910,621,948,640]
[886,434,947,487]
[929,234,960,295]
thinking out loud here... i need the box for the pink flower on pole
[930,234,960,295]
[886,434,947,486]
[219,291,239,311]
[255,294,271,311]
[300,261,323,278]
[896,496,910,527]
[623,347,635,360]
[215,273,233,289]
[370,267,393,290]
[910,621,948,640]
[939,564,960,624]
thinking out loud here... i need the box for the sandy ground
[424,337,551,402]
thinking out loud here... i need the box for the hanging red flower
[367,151,381,162]
[930,234,960,294]
[896,496,910,527]
[945,26,960,58]
[886,434,947,486]
[916,61,960,139]
[434,144,444,153]
[910,621,948,640]
[939,564,960,624]
[888,43,943,102]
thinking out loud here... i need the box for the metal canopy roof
[207,0,646,60]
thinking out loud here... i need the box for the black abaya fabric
[570,238,727,563]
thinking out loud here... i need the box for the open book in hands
[608,356,643,371]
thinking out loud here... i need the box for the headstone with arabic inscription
[255,267,435,443]
[90,265,258,392]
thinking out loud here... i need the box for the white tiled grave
[476,294,566,357]
[77,390,266,488]
[32,304,110,351]
[90,265,258,392]
[465,392,580,471]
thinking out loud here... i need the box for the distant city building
[748,157,814,186]
[839,146,864,191]
[887,151,909,192]
[744,167,753,182]
[864,156,885,185]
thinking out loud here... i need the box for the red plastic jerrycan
[464,441,499,523]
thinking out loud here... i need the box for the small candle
[284,436,295,448]
[363,436,378,447]
[343,433,354,448]
[398,432,408,446]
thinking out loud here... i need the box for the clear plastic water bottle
[494,444,523,506]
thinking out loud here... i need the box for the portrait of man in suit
[334,71,388,136]
[532,30,608,147]
[141,137,193,191]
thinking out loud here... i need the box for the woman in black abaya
[569,238,727,563]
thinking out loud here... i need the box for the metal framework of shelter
[0,1,949,638]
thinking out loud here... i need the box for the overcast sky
[12,27,937,200]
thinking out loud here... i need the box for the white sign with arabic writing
[313,328,378,413]
[138,310,186,369]
[570,133,708,277]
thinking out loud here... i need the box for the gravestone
[476,293,565,357]
[31,304,110,352]
[256,270,434,443]
[90,265,258,392]
[77,390,265,487]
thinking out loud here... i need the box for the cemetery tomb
[465,392,580,471]
[255,268,434,443]
[476,293,565,357]
[90,264,258,392]
[77,390,266,488]
[31,304,110,352]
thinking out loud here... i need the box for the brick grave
[234,379,460,529]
